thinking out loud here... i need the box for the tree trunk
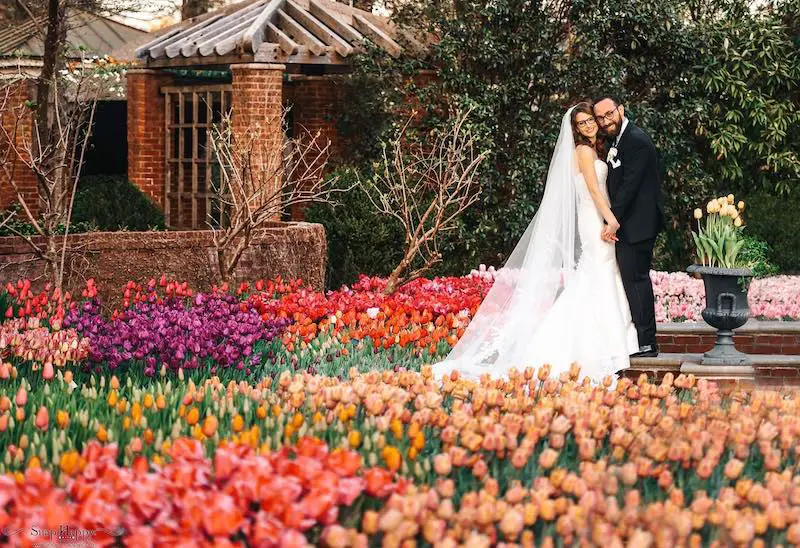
[182,0,214,20]
[215,244,229,286]
[35,0,66,224]
[383,248,415,295]
[44,236,61,293]
[350,0,374,11]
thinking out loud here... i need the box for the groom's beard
[602,122,620,137]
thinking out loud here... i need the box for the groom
[594,95,665,358]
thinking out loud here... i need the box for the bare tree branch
[1,56,105,290]
[207,108,352,284]
[359,107,487,295]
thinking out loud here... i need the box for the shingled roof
[134,0,410,67]
[0,10,147,59]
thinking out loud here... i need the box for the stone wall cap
[0,223,325,253]
[126,68,168,75]
[231,63,286,71]
[285,74,345,82]
[657,319,800,334]
[631,353,800,368]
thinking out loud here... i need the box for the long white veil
[432,106,582,380]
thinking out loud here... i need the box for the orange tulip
[186,406,200,426]
[202,415,218,438]
[382,445,402,472]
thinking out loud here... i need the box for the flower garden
[1,271,800,545]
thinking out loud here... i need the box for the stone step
[621,353,800,388]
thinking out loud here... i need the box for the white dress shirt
[614,117,630,147]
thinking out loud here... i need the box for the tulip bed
[2,367,800,545]
[0,272,799,545]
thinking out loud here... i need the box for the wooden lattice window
[164,85,232,230]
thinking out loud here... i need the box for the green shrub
[0,203,98,237]
[72,174,165,231]
[0,290,10,323]
[744,191,800,274]
[739,234,780,278]
[305,168,405,290]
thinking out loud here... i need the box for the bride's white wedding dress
[518,159,639,380]
[432,108,639,383]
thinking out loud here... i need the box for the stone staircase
[620,320,800,388]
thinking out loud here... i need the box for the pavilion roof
[134,0,415,68]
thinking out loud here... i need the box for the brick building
[128,0,408,228]
[1,10,147,215]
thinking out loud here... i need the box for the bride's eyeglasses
[575,118,597,129]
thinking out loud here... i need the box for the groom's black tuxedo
[606,122,665,243]
[606,120,664,351]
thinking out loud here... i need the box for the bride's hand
[602,222,620,242]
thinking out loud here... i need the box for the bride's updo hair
[571,102,606,154]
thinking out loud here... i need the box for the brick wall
[0,78,39,215]
[285,75,345,220]
[231,63,285,218]
[126,69,173,208]
[657,326,800,355]
[0,221,326,306]
[286,75,344,159]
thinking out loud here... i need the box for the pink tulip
[35,406,49,430]
[42,361,54,380]
[129,437,143,453]
[15,385,27,407]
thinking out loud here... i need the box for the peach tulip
[433,453,452,476]
[539,448,559,470]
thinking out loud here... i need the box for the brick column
[286,75,344,220]
[126,68,172,208]
[0,79,39,215]
[230,63,285,220]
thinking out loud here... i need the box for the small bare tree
[208,110,346,285]
[361,108,488,295]
[0,59,106,291]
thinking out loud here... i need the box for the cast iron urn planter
[686,264,753,365]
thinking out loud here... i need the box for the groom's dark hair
[593,94,623,107]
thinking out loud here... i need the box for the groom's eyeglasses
[595,106,619,122]
[575,118,597,129]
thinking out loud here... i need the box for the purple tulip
[64,292,292,375]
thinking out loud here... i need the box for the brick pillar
[126,68,172,208]
[230,63,285,220]
[285,75,344,220]
[0,79,39,215]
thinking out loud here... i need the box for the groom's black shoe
[630,345,659,358]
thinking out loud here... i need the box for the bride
[432,103,639,383]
